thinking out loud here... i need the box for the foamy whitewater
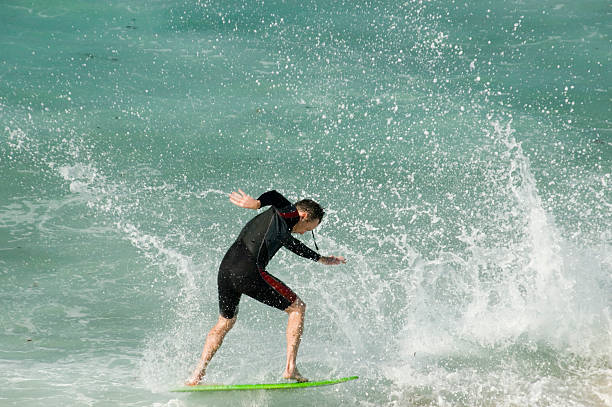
[1,1,610,406]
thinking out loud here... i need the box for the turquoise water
[1,0,610,406]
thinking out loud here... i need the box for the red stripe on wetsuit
[278,209,299,219]
[258,267,297,303]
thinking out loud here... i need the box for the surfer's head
[292,199,324,235]
[295,199,325,223]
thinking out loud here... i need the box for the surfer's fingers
[230,190,246,200]
[230,192,255,209]
[328,255,346,265]
[229,193,246,207]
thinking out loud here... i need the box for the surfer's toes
[283,370,309,382]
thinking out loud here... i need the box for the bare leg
[186,315,236,385]
[282,298,308,382]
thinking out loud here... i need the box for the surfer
[186,189,346,385]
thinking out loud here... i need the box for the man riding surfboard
[187,189,346,385]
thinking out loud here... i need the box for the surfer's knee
[285,298,306,315]
[213,315,236,335]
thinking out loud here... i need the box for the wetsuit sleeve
[257,190,292,209]
[282,235,321,262]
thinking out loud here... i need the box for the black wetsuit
[218,190,321,319]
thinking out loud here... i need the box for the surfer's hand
[229,189,260,210]
[319,255,346,265]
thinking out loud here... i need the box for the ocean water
[1,0,610,406]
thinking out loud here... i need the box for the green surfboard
[172,375,358,392]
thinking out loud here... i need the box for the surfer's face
[292,213,320,234]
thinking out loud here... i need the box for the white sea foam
[384,120,612,405]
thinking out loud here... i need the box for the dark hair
[295,199,325,222]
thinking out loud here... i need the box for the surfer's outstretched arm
[230,189,293,211]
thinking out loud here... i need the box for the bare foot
[283,368,309,383]
[185,376,202,386]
